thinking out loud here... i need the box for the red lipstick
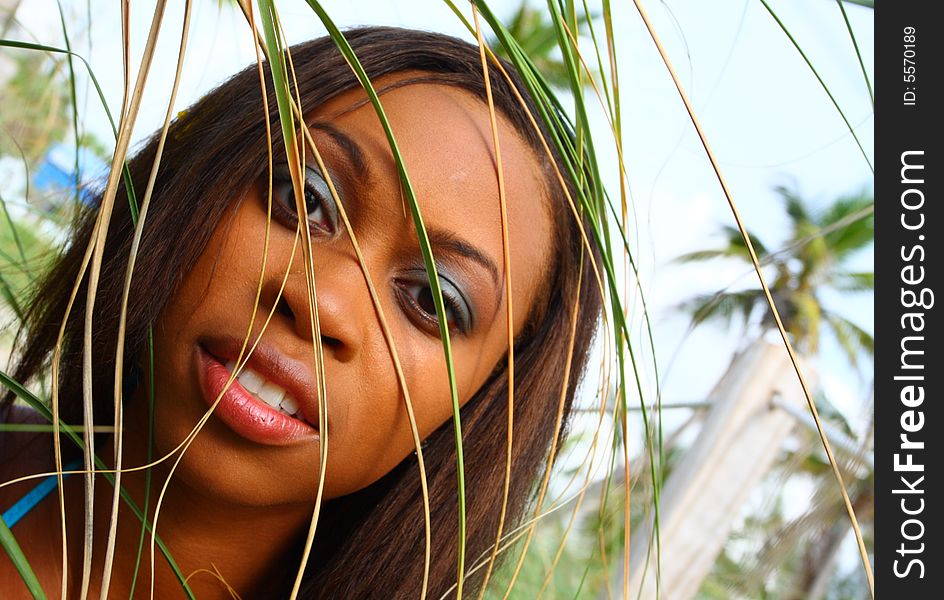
[196,343,319,446]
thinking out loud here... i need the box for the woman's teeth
[224,361,303,420]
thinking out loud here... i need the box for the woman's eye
[395,275,473,336]
[271,165,337,234]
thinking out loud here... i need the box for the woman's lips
[196,345,319,445]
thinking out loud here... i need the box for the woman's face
[141,75,554,507]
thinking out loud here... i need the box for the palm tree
[671,186,874,599]
[489,0,599,90]
[676,185,874,370]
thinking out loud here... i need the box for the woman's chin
[185,442,321,509]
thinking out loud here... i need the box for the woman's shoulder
[0,404,57,511]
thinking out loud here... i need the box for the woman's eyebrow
[307,121,368,175]
[307,121,501,295]
[426,227,500,288]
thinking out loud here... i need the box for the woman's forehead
[306,76,555,325]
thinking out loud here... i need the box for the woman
[1,27,602,598]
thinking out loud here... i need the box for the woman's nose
[262,242,367,364]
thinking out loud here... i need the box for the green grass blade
[127,332,156,599]
[256,3,334,597]
[757,0,873,172]
[0,192,29,277]
[447,3,664,596]
[834,0,873,105]
[0,271,25,322]
[300,2,470,592]
[57,1,83,205]
[0,517,48,600]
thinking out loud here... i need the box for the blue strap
[2,460,83,528]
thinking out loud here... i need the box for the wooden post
[609,338,814,599]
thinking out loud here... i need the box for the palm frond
[832,271,873,292]
[774,184,813,227]
[676,289,763,330]
[674,248,744,264]
[675,224,770,265]
[818,193,874,257]
[822,310,873,369]
[725,224,770,256]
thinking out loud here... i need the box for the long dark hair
[6,27,603,599]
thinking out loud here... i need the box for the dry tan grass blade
[557,17,637,596]
[49,216,98,599]
[444,28,618,600]
[144,7,288,596]
[628,0,874,596]
[440,359,635,599]
[533,19,654,597]
[298,124,435,599]
[185,564,244,600]
[231,3,435,593]
[269,17,332,600]
[505,259,584,599]
[50,1,170,596]
[470,6,516,598]
[98,2,192,598]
